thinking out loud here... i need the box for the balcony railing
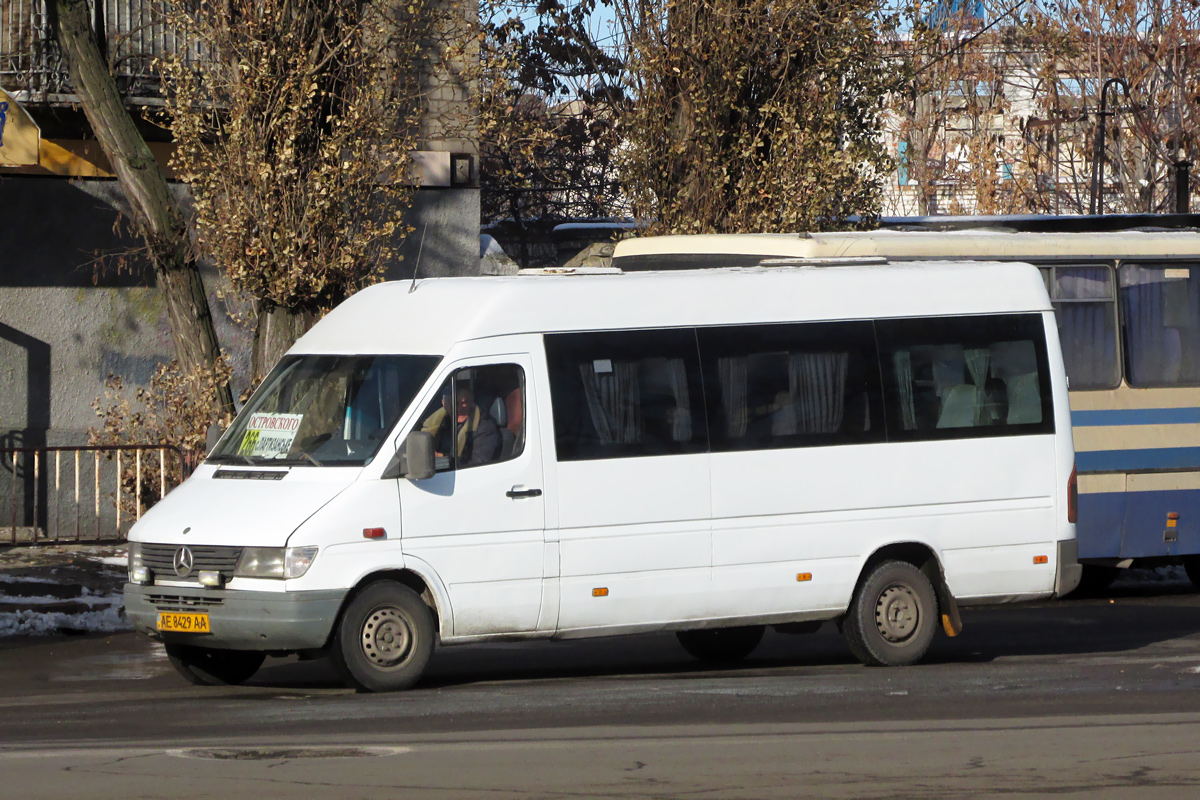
[0,0,207,102]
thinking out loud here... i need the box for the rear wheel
[676,625,765,663]
[332,581,435,692]
[841,560,938,667]
[164,643,265,686]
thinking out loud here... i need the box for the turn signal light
[796,573,812,582]
[1034,555,1048,564]
[592,587,609,597]
[363,528,386,539]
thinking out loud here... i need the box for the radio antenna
[409,223,428,294]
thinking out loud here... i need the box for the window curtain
[663,358,692,442]
[1121,270,1182,385]
[579,362,641,445]
[788,352,848,434]
[892,351,917,430]
[963,348,990,425]
[717,357,749,438]
[1056,303,1117,389]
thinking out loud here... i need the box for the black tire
[842,560,938,667]
[332,581,435,692]
[676,625,765,663]
[164,643,265,686]
[1184,557,1200,590]
[1075,565,1119,596]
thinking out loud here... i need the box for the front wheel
[676,626,765,663]
[332,581,435,692]
[841,560,938,667]
[164,643,265,686]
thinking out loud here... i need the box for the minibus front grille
[140,544,243,578]
[145,593,225,611]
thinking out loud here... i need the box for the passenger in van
[421,380,500,467]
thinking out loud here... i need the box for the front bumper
[125,583,346,651]
[1055,538,1082,597]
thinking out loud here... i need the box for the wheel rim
[874,583,920,643]
[360,606,416,668]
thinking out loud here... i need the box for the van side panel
[710,436,1059,610]
[555,455,712,629]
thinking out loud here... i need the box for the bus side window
[877,314,1055,441]
[544,329,707,461]
[696,321,884,452]
[1121,262,1200,387]
[1042,264,1120,390]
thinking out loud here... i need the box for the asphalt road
[3,583,1200,799]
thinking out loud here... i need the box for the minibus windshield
[209,354,440,467]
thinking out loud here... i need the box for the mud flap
[934,564,963,637]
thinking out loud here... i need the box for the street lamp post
[1089,77,1130,215]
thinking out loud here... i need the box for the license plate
[156,612,211,633]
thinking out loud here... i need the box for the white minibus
[125,256,1081,691]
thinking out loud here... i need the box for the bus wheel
[842,561,937,667]
[165,643,265,686]
[332,581,434,692]
[676,625,765,663]
[1183,557,1200,590]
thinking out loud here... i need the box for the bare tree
[52,0,235,418]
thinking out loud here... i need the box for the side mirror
[206,423,225,453]
[382,431,435,481]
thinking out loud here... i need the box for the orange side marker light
[796,573,812,582]
[592,587,609,597]
[1033,555,1048,564]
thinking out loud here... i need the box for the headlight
[127,541,150,584]
[235,546,319,579]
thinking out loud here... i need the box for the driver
[421,380,500,467]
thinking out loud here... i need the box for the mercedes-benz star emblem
[174,545,195,578]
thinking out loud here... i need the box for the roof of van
[291,262,1051,356]
[611,230,1200,266]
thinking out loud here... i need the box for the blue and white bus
[612,216,1200,589]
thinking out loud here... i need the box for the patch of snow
[93,556,128,567]
[480,234,507,258]
[1113,565,1190,586]
[3,592,115,607]
[0,604,128,636]
[0,574,58,585]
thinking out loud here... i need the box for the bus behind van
[124,256,1080,691]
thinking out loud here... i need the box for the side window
[696,321,884,452]
[877,314,1055,440]
[1120,262,1200,387]
[416,364,525,471]
[1040,264,1120,390]
[544,328,707,461]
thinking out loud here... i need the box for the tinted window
[877,314,1055,440]
[545,329,707,461]
[1120,262,1200,387]
[1041,264,1120,390]
[696,321,884,452]
[417,364,526,471]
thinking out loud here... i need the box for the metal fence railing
[0,444,192,545]
[1,0,210,99]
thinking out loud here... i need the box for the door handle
[506,487,543,499]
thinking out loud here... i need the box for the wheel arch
[850,541,959,636]
[332,564,452,645]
